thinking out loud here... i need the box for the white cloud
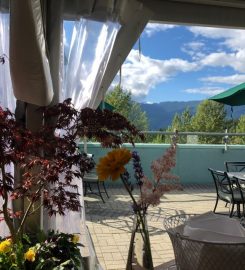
[181,41,206,60]
[186,26,245,73]
[120,50,198,100]
[201,74,245,85]
[144,23,177,37]
[119,49,245,101]
[184,41,205,51]
[183,28,245,70]
[184,86,224,96]
[111,26,245,101]
[189,26,234,39]
[199,49,245,72]
[188,26,245,51]
[200,52,234,67]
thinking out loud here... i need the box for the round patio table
[164,213,245,270]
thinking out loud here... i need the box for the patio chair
[225,161,245,172]
[83,172,109,203]
[224,162,245,208]
[208,168,244,217]
[83,154,109,203]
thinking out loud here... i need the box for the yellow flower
[24,249,36,262]
[0,239,12,253]
[72,234,79,244]
[96,148,131,181]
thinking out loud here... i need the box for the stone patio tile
[85,186,227,269]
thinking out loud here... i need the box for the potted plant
[0,99,142,269]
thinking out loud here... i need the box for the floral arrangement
[0,231,82,269]
[96,138,180,269]
[0,99,143,269]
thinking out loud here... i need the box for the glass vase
[126,211,154,270]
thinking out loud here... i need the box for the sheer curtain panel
[0,10,15,238]
[62,18,120,110]
[57,16,120,270]
[0,12,15,111]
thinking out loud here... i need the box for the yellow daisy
[96,148,131,181]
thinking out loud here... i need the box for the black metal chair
[225,162,245,208]
[233,176,245,216]
[208,168,244,217]
[225,161,245,173]
[83,154,109,203]
[83,172,109,203]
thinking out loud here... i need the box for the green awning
[209,82,245,106]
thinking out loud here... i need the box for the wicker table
[164,213,245,270]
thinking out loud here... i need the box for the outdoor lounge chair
[208,168,244,217]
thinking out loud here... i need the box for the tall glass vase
[126,211,154,270]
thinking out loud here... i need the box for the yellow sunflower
[96,148,131,181]
[72,234,80,244]
[0,239,12,253]
[24,248,36,262]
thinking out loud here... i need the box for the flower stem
[121,176,154,269]
[126,222,139,270]
[121,176,138,207]
[136,211,154,269]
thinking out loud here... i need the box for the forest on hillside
[105,86,245,144]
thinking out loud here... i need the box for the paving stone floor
[84,185,228,270]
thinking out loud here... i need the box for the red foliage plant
[0,99,143,242]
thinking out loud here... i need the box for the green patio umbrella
[209,82,245,106]
[97,101,115,111]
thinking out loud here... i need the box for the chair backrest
[225,161,245,172]
[87,153,93,159]
[85,153,97,175]
[208,168,233,196]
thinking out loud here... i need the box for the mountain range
[140,101,245,130]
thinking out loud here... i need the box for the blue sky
[118,23,245,103]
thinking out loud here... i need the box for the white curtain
[0,13,15,111]
[54,17,120,269]
[61,19,120,109]
[0,8,120,263]
[0,11,15,238]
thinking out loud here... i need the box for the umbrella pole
[224,128,228,152]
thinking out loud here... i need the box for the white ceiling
[171,0,245,9]
[141,0,245,28]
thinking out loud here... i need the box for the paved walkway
[84,185,227,270]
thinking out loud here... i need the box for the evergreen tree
[181,107,193,132]
[128,102,149,131]
[191,100,226,144]
[105,85,149,131]
[232,116,245,144]
[166,107,193,143]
